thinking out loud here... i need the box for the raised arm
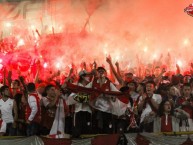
[47,70,60,82]
[2,67,6,85]
[154,68,166,85]
[34,60,40,84]
[108,56,116,83]
[7,70,12,87]
[80,62,87,71]
[18,76,28,101]
[115,61,121,77]
[176,64,181,75]
[61,68,74,89]
[106,56,124,86]
[190,63,193,75]
[89,61,98,78]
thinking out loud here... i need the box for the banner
[0,133,193,145]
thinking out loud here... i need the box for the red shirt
[161,114,172,132]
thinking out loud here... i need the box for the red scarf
[66,82,130,104]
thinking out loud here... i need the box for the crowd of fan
[0,55,192,138]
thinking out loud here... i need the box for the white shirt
[66,83,92,113]
[130,92,139,102]
[28,95,38,121]
[0,98,14,123]
[139,94,162,123]
[112,99,131,116]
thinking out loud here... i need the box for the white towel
[49,98,65,138]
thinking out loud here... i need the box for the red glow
[0,0,192,80]
[4,22,12,27]
[177,60,183,67]
[56,63,61,69]
[43,62,48,68]
[17,39,25,47]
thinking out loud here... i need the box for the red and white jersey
[86,78,120,113]
[25,93,41,123]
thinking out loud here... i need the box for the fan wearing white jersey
[0,85,18,136]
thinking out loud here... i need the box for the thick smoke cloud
[0,0,193,79]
